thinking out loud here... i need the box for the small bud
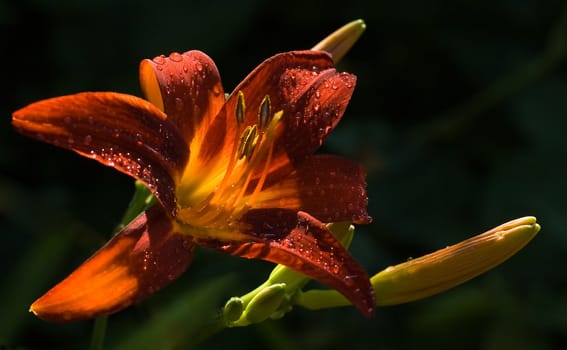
[244,283,287,324]
[223,297,244,323]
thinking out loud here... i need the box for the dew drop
[135,133,143,146]
[196,62,203,72]
[313,103,320,112]
[83,135,92,145]
[67,136,74,144]
[182,65,188,73]
[174,97,185,112]
[331,264,340,274]
[212,84,222,96]
[152,55,166,65]
[315,90,321,99]
[169,52,183,62]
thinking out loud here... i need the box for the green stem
[295,289,350,311]
[89,316,108,350]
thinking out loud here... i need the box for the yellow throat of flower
[176,92,284,235]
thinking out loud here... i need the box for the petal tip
[29,207,194,322]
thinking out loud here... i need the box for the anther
[236,91,246,124]
[237,125,258,160]
[258,95,271,129]
[244,132,259,159]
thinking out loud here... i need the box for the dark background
[1,0,566,349]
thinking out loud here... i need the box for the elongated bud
[311,19,366,63]
[372,216,540,306]
[296,217,540,311]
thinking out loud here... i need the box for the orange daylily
[12,50,374,321]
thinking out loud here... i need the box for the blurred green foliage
[1,0,566,349]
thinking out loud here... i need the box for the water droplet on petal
[169,52,183,62]
[152,55,166,65]
[135,133,143,145]
[196,62,203,72]
[212,84,222,96]
[83,135,92,145]
[175,97,184,111]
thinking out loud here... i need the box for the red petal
[30,205,195,322]
[12,92,189,216]
[139,51,225,143]
[200,211,375,317]
[251,154,372,224]
[199,51,355,176]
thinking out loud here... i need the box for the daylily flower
[13,49,374,321]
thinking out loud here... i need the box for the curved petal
[139,50,225,143]
[249,154,372,224]
[194,50,356,180]
[30,205,195,322]
[12,92,189,216]
[199,211,375,317]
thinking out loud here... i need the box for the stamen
[237,125,257,160]
[222,111,283,217]
[248,110,283,201]
[236,91,246,124]
[258,95,271,129]
[244,132,260,159]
